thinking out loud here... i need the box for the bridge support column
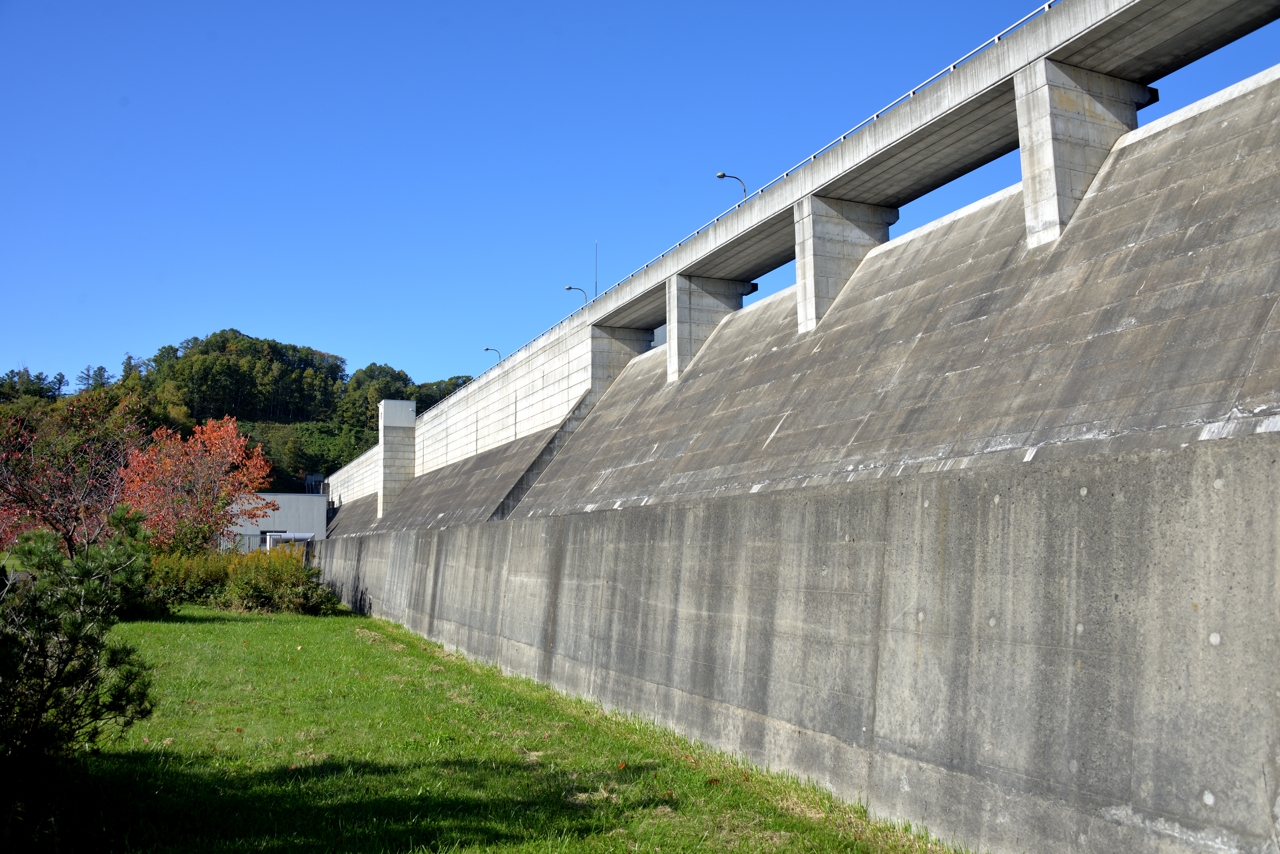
[377,399,416,518]
[794,196,897,334]
[666,275,757,382]
[1015,59,1156,248]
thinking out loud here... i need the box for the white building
[228,493,328,551]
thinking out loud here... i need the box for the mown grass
[32,607,967,852]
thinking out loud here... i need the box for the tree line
[2,329,470,488]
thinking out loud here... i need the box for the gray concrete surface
[327,427,559,537]
[794,198,897,332]
[666,275,757,381]
[378,399,416,517]
[317,433,1280,854]
[515,65,1280,519]
[314,12,1280,852]
[324,0,1280,497]
[1015,59,1156,247]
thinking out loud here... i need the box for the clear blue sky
[3,1,1278,387]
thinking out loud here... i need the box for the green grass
[41,607,965,852]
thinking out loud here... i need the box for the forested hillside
[2,329,469,492]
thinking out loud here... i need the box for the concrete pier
[794,197,897,333]
[1015,59,1157,246]
[376,399,415,518]
[665,275,756,381]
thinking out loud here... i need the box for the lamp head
[716,172,726,179]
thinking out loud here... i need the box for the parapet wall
[326,442,380,506]
[317,432,1280,854]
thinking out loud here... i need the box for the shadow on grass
[143,610,250,625]
[134,607,364,626]
[6,749,669,853]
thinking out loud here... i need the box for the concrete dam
[317,1,1280,851]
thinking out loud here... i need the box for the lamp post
[483,347,501,361]
[717,172,747,200]
[565,285,588,305]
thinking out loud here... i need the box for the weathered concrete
[315,13,1280,853]
[325,0,1280,493]
[328,428,559,535]
[325,493,377,538]
[318,432,1280,854]
[378,399,416,517]
[794,197,898,333]
[665,275,757,381]
[516,65,1280,519]
[1015,59,1157,246]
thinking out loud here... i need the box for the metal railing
[424,0,1061,415]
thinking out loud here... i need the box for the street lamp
[565,285,588,305]
[717,172,747,200]
[483,347,501,361]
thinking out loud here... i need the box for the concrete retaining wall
[317,432,1280,854]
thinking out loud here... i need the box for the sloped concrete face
[317,433,1280,854]
[515,68,1280,519]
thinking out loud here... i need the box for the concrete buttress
[377,399,416,518]
[1014,59,1157,248]
[665,275,757,382]
[793,197,897,333]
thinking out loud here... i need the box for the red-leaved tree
[0,390,146,556]
[122,417,277,554]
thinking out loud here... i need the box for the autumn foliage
[122,417,277,554]
[0,390,146,555]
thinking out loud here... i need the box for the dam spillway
[318,2,1280,851]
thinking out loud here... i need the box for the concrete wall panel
[318,434,1280,854]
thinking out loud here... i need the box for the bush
[148,551,230,604]
[0,526,153,773]
[148,546,339,616]
[220,546,340,615]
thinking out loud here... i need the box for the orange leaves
[122,416,278,554]
[0,388,145,553]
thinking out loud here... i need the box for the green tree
[0,515,153,773]
[140,329,346,423]
[0,369,65,403]
[337,363,416,430]
[75,365,116,392]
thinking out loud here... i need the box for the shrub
[0,527,153,773]
[219,546,339,615]
[148,551,230,605]
[147,546,339,616]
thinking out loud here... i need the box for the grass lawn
[37,607,966,852]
